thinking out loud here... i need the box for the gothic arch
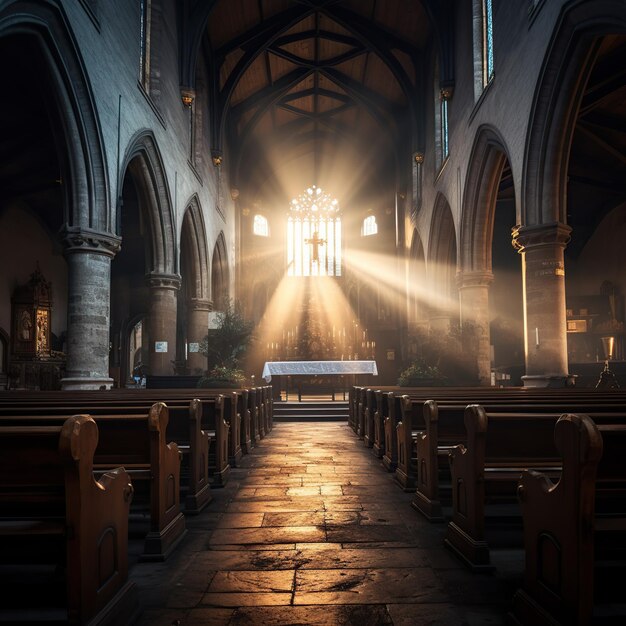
[180,195,210,301]
[460,125,513,272]
[408,228,426,324]
[211,231,230,310]
[427,194,458,318]
[120,131,177,277]
[523,0,626,226]
[0,0,111,233]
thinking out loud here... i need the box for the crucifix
[305,231,326,263]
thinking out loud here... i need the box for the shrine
[9,266,65,390]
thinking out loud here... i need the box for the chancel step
[273,400,349,421]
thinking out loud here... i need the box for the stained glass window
[253,214,269,237]
[287,186,341,277]
[362,215,378,236]
[483,0,494,85]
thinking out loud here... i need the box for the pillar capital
[456,270,494,290]
[189,298,213,312]
[61,226,121,258]
[511,222,571,253]
[145,272,181,290]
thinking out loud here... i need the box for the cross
[305,231,326,263]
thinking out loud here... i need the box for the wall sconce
[440,86,454,101]
[180,89,195,108]
[211,153,223,167]
[230,188,240,201]
[413,152,424,165]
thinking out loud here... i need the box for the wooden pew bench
[444,405,626,571]
[0,415,137,625]
[0,397,212,513]
[0,391,232,489]
[0,403,186,561]
[511,414,626,625]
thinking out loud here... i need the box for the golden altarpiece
[9,265,64,389]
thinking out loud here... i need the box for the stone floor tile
[389,603,507,625]
[182,608,236,625]
[294,567,447,605]
[263,511,325,526]
[208,570,295,593]
[214,513,265,529]
[228,604,393,625]
[200,592,293,607]
[209,526,326,545]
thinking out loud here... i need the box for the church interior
[1,0,626,624]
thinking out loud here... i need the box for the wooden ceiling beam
[281,87,352,105]
[274,29,362,49]
[267,43,367,69]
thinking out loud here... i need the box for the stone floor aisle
[132,423,514,625]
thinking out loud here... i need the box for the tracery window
[139,0,151,90]
[287,186,341,277]
[434,57,449,171]
[473,0,495,99]
[253,214,269,237]
[362,215,377,236]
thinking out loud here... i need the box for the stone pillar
[512,222,574,387]
[187,298,212,374]
[457,270,494,386]
[146,273,181,376]
[61,229,121,390]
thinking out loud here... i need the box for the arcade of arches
[1,2,626,391]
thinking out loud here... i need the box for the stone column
[187,298,212,374]
[61,229,121,390]
[512,222,574,387]
[457,270,494,386]
[146,273,181,376]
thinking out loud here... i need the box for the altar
[262,360,378,400]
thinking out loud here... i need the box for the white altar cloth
[262,360,378,383]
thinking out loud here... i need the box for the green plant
[197,365,246,388]
[397,357,447,386]
[199,301,255,370]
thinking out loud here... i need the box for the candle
[535,327,539,347]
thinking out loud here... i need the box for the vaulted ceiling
[197,0,449,201]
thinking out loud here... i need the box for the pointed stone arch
[180,194,210,302]
[0,1,111,234]
[523,0,626,226]
[427,193,458,326]
[211,231,230,311]
[408,228,426,325]
[460,125,512,273]
[179,195,210,373]
[120,130,177,277]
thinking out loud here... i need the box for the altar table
[262,360,378,383]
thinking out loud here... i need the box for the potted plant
[397,357,447,386]
[197,301,254,388]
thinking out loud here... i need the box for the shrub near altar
[397,358,448,387]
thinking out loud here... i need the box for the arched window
[361,215,378,236]
[253,214,269,237]
[434,57,449,171]
[287,186,341,277]
[473,0,495,99]
[139,0,151,90]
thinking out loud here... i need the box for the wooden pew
[0,391,232,489]
[444,405,626,571]
[397,393,626,498]
[0,397,212,513]
[0,415,137,625]
[372,389,389,458]
[382,393,404,471]
[363,388,376,448]
[0,403,187,561]
[511,414,626,625]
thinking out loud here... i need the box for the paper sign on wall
[155,341,168,353]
